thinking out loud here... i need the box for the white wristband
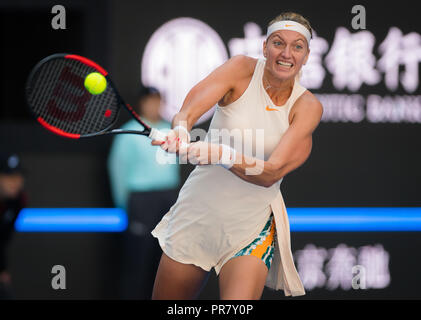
[218,144,236,169]
[173,125,191,142]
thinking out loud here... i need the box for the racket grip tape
[149,127,190,150]
[148,128,167,141]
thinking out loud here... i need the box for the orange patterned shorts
[230,213,276,270]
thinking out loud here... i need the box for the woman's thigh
[219,214,275,300]
[152,252,210,300]
[218,255,269,300]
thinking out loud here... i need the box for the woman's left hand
[181,141,222,165]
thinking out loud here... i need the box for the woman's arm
[171,55,255,131]
[230,93,323,187]
[227,92,323,187]
[152,55,255,152]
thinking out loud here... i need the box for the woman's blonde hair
[268,12,313,40]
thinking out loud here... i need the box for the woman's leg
[218,255,268,300]
[219,214,275,300]
[152,252,210,300]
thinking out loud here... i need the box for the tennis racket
[25,53,167,141]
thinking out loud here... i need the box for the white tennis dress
[151,58,306,297]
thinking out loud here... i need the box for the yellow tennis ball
[84,72,107,95]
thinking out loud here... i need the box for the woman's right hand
[151,126,190,154]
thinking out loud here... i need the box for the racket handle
[149,127,190,148]
[149,128,167,141]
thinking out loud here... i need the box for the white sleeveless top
[151,58,306,297]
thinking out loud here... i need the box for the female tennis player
[150,12,323,300]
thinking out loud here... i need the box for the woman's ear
[303,48,310,65]
[263,40,267,58]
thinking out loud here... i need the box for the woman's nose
[281,45,292,59]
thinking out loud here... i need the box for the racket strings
[64,59,118,134]
[30,60,63,128]
[27,57,119,135]
[43,61,87,134]
[29,59,82,133]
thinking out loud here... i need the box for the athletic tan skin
[151,24,323,300]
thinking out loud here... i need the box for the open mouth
[277,60,293,68]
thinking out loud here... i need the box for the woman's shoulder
[217,56,258,106]
[288,89,323,124]
[297,89,322,108]
[228,55,258,78]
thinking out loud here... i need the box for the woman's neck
[262,69,294,103]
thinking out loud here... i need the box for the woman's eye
[295,45,303,50]
[273,41,281,45]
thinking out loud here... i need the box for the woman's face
[263,30,310,81]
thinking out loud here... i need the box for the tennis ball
[84,72,107,95]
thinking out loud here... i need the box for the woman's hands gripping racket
[25,53,168,142]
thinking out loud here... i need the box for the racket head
[25,53,123,139]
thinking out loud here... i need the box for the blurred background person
[0,152,27,300]
[107,86,180,299]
